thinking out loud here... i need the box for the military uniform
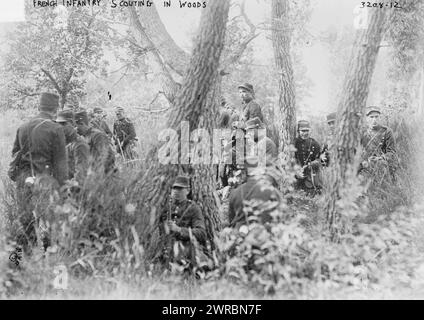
[57,111,90,184]
[86,127,116,174]
[238,83,264,124]
[75,110,116,175]
[10,93,68,251]
[91,117,113,138]
[67,136,89,183]
[321,133,335,167]
[229,174,282,229]
[294,137,322,194]
[113,117,137,159]
[241,100,264,123]
[12,112,68,185]
[321,112,336,167]
[228,154,281,229]
[159,199,208,266]
[360,125,397,177]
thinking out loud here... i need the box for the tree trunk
[324,8,389,240]
[134,3,190,77]
[129,7,181,103]
[129,0,230,258]
[271,0,297,157]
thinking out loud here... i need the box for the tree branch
[41,68,62,94]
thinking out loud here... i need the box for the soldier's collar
[38,111,56,120]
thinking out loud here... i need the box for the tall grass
[1,109,424,299]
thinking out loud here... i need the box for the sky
[0,0,366,116]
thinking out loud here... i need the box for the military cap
[74,109,89,125]
[172,176,190,188]
[115,106,125,112]
[298,120,311,130]
[93,107,103,114]
[245,117,265,130]
[238,83,254,94]
[39,92,59,112]
[56,109,74,123]
[366,106,381,116]
[326,112,336,123]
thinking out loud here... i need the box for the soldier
[237,83,264,127]
[74,109,115,175]
[113,107,138,160]
[10,92,68,251]
[228,156,282,229]
[294,120,322,196]
[245,117,277,161]
[158,176,210,270]
[56,109,89,184]
[90,107,113,138]
[320,112,336,167]
[359,106,397,179]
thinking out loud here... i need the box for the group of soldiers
[215,82,398,230]
[8,84,398,272]
[9,92,138,251]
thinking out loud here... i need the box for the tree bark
[134,2,190,77]
[271,0,297,157]
[129,0,230,258]
[128,6,181,103]
[324,8,389,240]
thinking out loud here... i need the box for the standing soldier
[158,176,210,271]
[320,112,336,167]
[9,92,68,251]
[74,109,115,175]
[359,106,397,180]
[90,107,113,139]
[56,109,89,184]
[236,83,264,127]
[294,120,322,196]
[113,107,138,160]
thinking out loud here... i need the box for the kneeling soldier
[159,176,210,271]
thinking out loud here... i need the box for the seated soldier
[359,106,397,180]
[228,156,282,229]
[294,120,322,196]
[159,176,210,270]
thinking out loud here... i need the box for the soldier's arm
[384,129,396,156]
[74,141,89,183]
[102,121,113,138]
[12,129,21,156]
[52,127,69,185]
[249,102,264,122]
[121,122,136,147]
[176,205,207,244]
[309,140,322,169]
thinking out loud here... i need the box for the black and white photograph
[0,0,423,303]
